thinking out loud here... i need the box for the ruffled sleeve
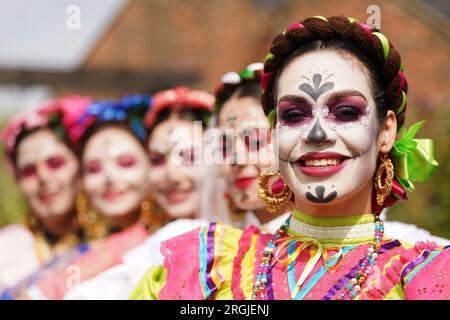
[130,223,243,300]
[402,242,450,300]
[129,265,167,300]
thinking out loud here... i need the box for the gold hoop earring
[76,193,107,240]
[375,154,394,206]
[258,172,292,213]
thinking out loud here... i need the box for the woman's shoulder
[372,239,450,300]
[0,223,33,240]
[384,221,450,246]
[0,224,40,292]
[122,219,211,285]
[399,241,449,299]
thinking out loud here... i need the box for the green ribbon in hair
[268,109,276,128]
[239,69,254,80]
[390,121,439,192]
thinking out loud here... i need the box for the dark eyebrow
[277,95,310,106]
[326,90,367,105]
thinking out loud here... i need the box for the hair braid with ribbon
[261,16,438,209]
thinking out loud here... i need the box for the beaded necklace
[252,215,384,300]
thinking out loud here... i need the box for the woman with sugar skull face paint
[132,16,449,300]
[210,63,292,232]
[78,96,156,235]
[5,95,155,300]
[211,63,443,240]
[0,96,94,293]
[61,87,214,300]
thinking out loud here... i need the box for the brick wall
[84,0,449,110]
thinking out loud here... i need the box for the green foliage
[0,120,27,226]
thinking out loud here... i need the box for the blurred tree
[0,121,26,227]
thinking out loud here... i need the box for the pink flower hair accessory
[2,95,91,175]
[144,87,215,129]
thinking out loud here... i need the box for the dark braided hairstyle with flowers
[261,16,407,132]
[260,16,438,211]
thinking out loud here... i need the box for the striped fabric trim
[401,249,441,287]
[401,245,449,287]
[356,253,400,300]
[322,240,401,300]
[289,245,355,300]
[244,235,258,299]
[198,223,223,299]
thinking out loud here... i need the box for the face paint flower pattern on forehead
[299,72,334,102]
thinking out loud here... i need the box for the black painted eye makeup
[277,98,313,126]
[331,106,364,122]
[327,96,368,123]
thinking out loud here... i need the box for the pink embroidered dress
[131,209,449,300]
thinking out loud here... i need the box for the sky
[0,0,127,117]
[0,0,127,71]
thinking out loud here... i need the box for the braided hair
[261,16,408,131]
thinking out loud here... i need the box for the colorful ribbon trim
[321,239,401,300]
[267,109,276,128]
[199,223,224,299]
[372,32,390,60]
[390,121,439,192]
[272,236,343,299]
[313,16,327,21]
[401,245,449,286]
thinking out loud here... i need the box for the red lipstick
[234,176,257,190]
[296,152,349,177]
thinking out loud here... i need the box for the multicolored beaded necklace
[251,214,384,300]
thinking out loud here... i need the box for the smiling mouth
[295,152,351,177]
[39,192,59,204]
[102,190,126,202]
[303,158,343,167]
[161,187,194,204]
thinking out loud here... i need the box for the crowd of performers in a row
[1,15,449,300]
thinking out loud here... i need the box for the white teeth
[304,159,341,167]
